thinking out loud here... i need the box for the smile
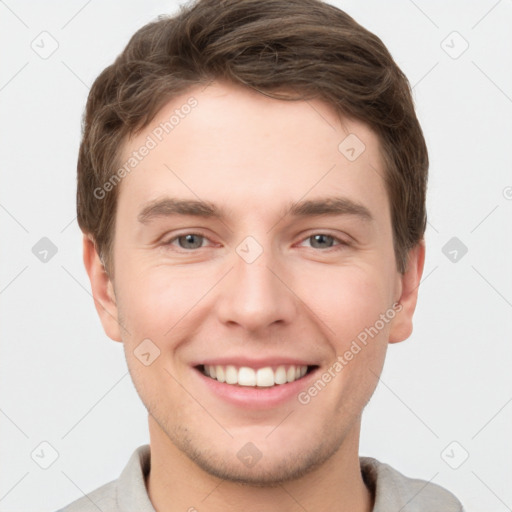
[198,364,314,387]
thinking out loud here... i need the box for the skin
[83,80,425,512]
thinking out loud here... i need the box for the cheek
[326,267,395,401]
[115,263,221,347]
[296,262,394,342]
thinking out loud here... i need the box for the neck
[146,416,373,512]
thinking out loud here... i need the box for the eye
[299,233,346,250]
[167,233,207,250]
[162,232,347,252]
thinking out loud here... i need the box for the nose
[216,242,297,333]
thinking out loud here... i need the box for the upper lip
[192,357,319,369]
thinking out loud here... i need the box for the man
[59,0,464,510]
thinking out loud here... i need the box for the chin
[167,421,341,486]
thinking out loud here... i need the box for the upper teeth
[203,365,308,387]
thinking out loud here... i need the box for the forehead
[117,80,388,222]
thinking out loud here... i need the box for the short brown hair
[77,0,428,274]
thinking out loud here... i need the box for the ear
[82,234,122,342]
[388,240,426,344]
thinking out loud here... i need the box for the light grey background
[1,1,511,511]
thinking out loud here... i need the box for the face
[85,80,424,485]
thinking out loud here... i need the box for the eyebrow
[137,196,373,224]
[288,197,372,221]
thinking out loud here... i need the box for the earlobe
[388,240,426,344]
[82,234,123,342]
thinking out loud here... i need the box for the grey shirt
[57,445,463,511]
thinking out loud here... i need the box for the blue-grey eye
[177,234,204,249]
[308,234,335,249]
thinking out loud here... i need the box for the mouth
[195,364,318,388]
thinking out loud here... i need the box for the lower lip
[193,367,319,409]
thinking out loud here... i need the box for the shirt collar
[117,444,155,512]
[116,445,460,512]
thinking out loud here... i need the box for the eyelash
[162,232,350,252]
